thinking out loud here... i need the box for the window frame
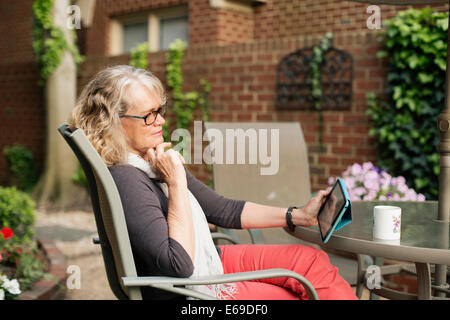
[109,5,188,55]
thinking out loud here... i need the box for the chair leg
[416,262,432,300]
[355,254,366,299]
[369,256,384,300]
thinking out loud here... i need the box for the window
[159,16,189,51]
[123,21,148,53]
[109,6,188,55]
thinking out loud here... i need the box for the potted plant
[328,162,426,202]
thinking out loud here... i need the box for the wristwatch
[286,206,298,232]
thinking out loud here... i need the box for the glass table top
[330,201,449,251]
[289,201,450,264]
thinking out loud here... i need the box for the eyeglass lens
[145,107,166,125]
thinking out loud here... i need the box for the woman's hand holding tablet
[317,178,353,243]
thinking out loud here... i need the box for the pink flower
[344,177,356,189]
[365,170,378,181]
[328,177,335,185]
[364,179,379,191]
[351,163,363,176]
[362,162,374,172]
[417,194,426,202]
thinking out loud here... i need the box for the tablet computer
[317,178,352,243]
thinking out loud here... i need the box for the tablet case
[322,178,353,243]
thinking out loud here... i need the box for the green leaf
[418,72,433,84]
[376,50,389,59]
[407,55,420,69]
[435,58,447,71]
[393,86,402,100]
[437,17,448,30]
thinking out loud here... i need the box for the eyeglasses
[120,106,166,126]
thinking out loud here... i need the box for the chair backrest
[58,124,141,300]
[204,122,311,244]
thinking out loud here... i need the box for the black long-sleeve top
[109,165,246,300]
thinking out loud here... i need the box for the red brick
[248,104,263,111]
[330,125,351,134]
[323,135,338,144]
[319,156,337,165]
[257,54,273,62]
[355,80,381,91]
[332,146,352,155]
[342,136,366,145]
[237,113,252,121]
[257,114,274,121]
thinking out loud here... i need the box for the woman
[69,65,358,300]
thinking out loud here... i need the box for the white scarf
[127,153,237,299]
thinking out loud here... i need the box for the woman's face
[121,83,166,157]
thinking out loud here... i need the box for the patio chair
[203,122,312,245]
[57,123,319,300]
[204,122,369,297]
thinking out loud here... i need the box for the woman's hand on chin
[145,142,187,187]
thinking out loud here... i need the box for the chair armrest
[247,229,264,244]
[211,232,240,244]
[215,227,265,245]
[122,268,318,300]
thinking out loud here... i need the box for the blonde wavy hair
[68,65,167,166]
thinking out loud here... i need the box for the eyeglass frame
[119,106,166,126]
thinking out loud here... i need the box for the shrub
[0,188,48,294]
[0,187,36,244]
[3,144,39,193]
[367,8,447,200]
[329,162,426,202]
[13,246,47,291]
[1,226,47,293]
[72,163,87,190]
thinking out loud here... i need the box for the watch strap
[286,206,298,232]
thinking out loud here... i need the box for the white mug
[373,206,401,240]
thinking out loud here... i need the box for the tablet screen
[318,181,347,241]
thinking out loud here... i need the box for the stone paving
[34,209,116,300]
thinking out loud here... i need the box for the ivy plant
[165,39,211,143]
[32,0,83,84]
[165,40,212,186]
[366,8,447,200]
[129,42,149,70]
[309,32,334,146]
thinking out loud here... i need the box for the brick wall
[83,0,450,56]
[0,0,45,186]
[79,30,388,191]
[253,0,449,39]
[1,0,449,191]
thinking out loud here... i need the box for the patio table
[284,200,450,300]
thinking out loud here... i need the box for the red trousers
[218,244,358,300]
